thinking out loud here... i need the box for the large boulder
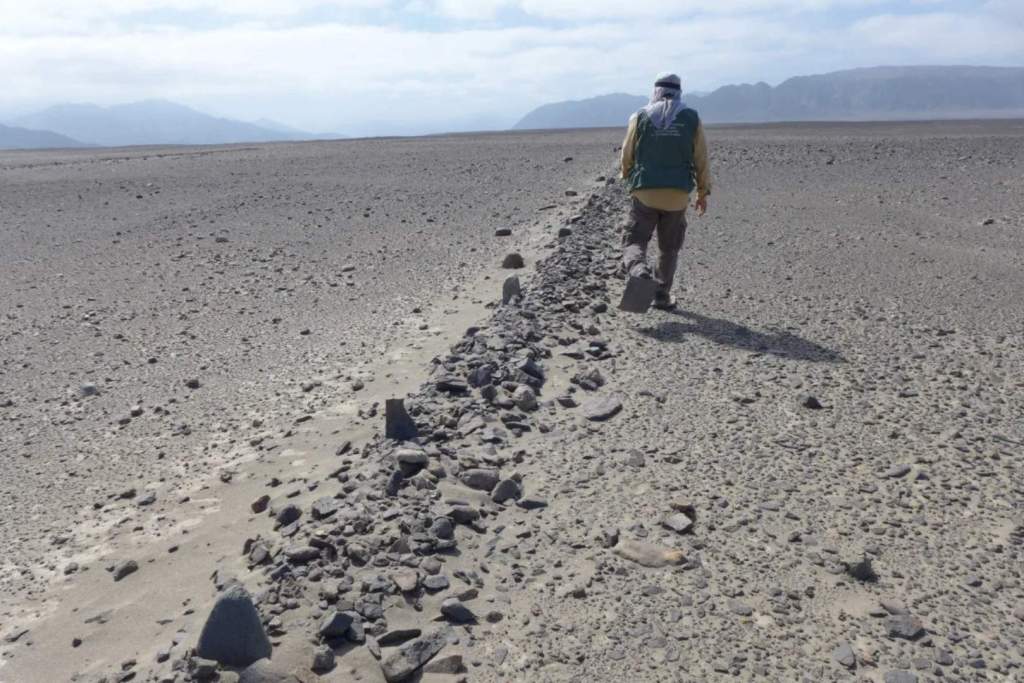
[196,585,273,668]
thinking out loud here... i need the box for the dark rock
[250,495,270,514]
[440,598,476,624]
[196,585,273,668]
[799,393,823,409]
[491,478,522,504]
[275,504,301,526]
[460,468,500,492]
[423,654,465,674]
[319,610,354,639]
[380,628,451,682]
[494,228,512,237]
[502,276,521,305]
[501,253,525,269]
[311,497,338,520]
[112,560,138,582]
[887,614,925,640]
[385,399,419,441]
[311,645,335,673]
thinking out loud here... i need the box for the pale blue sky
[1,0,1022,135]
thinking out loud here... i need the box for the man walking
[621,73,711,311]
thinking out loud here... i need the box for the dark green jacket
[626,108,700,193]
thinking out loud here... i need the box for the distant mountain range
[1,100,344,150]
[0,123,88,150]
[514,65,1024,129]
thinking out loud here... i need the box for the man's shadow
[638,309,844,363]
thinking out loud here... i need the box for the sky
[1,0,1022,136]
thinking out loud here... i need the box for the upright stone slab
[502,276,521,305]
[385,399,418,441]
[196,584,272,668]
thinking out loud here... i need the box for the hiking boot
[629,263,654,280]
[652,293,677,311]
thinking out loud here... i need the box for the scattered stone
[239,659,300,683]
[494,228,512,237]
[832,642,856,669]
[460,468,500,492]
[379,628,451,683]
[196,585,273,668]
[275,504,301,526]
[311,645,335,673]
[613,539,685,568]
[423,654,465,675]
[385,399,419,441]
[512,385,538,411]
[883,671,918,683]
[799,393,823,409]
[887,614,925,640]
[502,276,521,305]
[250,495,270,514]
[184,378,201,390]
[728,600,753,617]
[501,253,525,269]
[582,395,623,421]
[112,560,138,582]
[661,513,693,535]
[319,610,354,639]
[491,478,522,504]
[440,598,476,624]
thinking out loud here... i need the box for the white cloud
[0,1,1021,133]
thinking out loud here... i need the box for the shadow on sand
[638,309,844,363]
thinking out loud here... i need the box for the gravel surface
[0,131,619,604]
[1,120,1023,683]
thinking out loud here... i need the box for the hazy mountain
[515,93,647,131]
[514,66,1024,129]
[0,123,86,150]
[13,100,324,147]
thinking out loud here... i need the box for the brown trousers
[622,197,688,296]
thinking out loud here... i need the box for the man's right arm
[620,114,639,180]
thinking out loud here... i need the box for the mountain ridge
[11,99,333,147]
[0,123,87,150]
[514,65,1024,130]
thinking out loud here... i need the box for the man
[621,72,711,311]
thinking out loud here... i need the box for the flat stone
[883,672,918,683]
[239,659,301,683]
[661,513,693,535]
[728,600,753,617]
[887,614,925,640]
[378,629,422,647]
[112,560,138,582]
[613,539,685,568]
[491,478,522,504]
[423,654,465,674]
[319,610,354,639]
[582,395,623,421]
[460,468,500,492]
[385,399,419,441]
[380,628,451,683]
[502,276,521,305]
[440,598,476,624]
[392,571,419,593]
[196,585,273,668]
[832,642,856,668]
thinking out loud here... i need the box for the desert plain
[1,120,1023,683]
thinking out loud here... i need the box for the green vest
[627,107,699,193]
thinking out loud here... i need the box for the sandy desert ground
[1,120,1022,683]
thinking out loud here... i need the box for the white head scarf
[642,72,686,129]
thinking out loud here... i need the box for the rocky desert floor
[1,120,1023,683]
